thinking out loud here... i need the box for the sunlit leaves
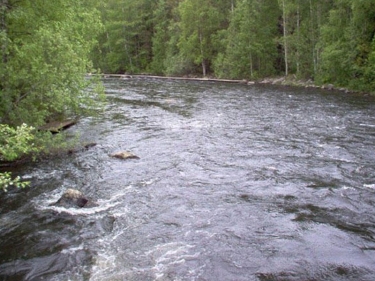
[0,123,39,161]
[0,172,30,192]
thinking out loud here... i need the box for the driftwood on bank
[39,119,77,133]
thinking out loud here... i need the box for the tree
[0,0,104,127]
[92,0,155,74]
[0,0,105,191]
[177,0,222,76]
[317,0,375,91]
[214,0,280,79]
[150,0,176,75]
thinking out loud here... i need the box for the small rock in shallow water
[110,151,140,160]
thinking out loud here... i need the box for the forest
[92,0,375,92]
[1,0,375,189]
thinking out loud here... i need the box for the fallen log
[96,74,251,84]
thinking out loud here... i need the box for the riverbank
[257,76,361,94]
[93,74,371,95]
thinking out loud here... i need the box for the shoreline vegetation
[95,74,371,95]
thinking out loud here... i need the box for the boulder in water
[110,151,140,160]
[52,188,98,208]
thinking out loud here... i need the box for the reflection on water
[1,79,375,280]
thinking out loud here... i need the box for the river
[1,78,375,280]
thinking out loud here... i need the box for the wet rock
[52,188,98,208]
[110,151,140,160]
[67,142,97,154]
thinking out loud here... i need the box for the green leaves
[1,0,104,127]
[0,172,30,192]
[0,123,39,161]
[0,0,105,192]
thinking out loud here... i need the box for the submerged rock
[110,151,140,160]
[52,188,98,208]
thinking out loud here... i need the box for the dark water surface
[1,78,375,280]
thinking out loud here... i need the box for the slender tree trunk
[310,0,317,76]
[282,0,288,76]
[296,0,300,76]
[199,32,206,76]
[249,50,253,77]
[106,32,111,53]
[122,7,133,72]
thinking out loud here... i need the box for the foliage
[0,0,104,127]
[0,172,30,192]
[177,0,222,76]
[0,0,105,192]
[0,123,36,192]
[0,123,39,161]
[92,0,375,92]
[92,0,155,74]
[215,0,280,79]
[315,0,375,91]
[150,0,174,75]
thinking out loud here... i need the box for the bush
[0,123,40,162]
[0,123,38,192]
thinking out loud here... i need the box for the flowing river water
[1,78,375,280]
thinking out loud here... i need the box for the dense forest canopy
[92,0,375,92]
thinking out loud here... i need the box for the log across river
[1,78,375,280]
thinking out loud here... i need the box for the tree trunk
[202,60,207,77]
[249,51,253,77]
[310,0,317,76]
[122,7,133,72]
[199,32,206,76]
[282,0,288,76]
[296,0,300,76]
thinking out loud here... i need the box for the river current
[1,78,375,280]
